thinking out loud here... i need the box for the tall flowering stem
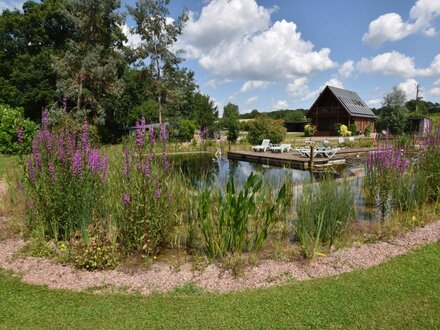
[118,119,175,254]
[21,112,108,241]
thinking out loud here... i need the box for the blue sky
[2,0,440,114]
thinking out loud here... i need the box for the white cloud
[286,77,309,97]
[363,0,440,46]
[367,99,383,108]
[357,51,419,77]
[179,0,335,81]
[245,96,259,105]
[429,79,440,95]
[286,77,343,102]
[356,51,440,77]
[273,100,289,110]
[121,24,142,49]
[338,60,354,79]
[398,78,420,99]
[205,78,232,89]
[0,0,24,11]
[240,80,270,93]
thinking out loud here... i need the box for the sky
[2,0,440,115]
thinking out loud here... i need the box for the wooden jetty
[227,147,373,170]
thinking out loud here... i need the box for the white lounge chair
[348,136,355,142]
[270,144,291,153]
[323,147,340,158]
[338,137,345,144]
[252,139,271,152]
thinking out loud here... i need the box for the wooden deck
[227,147,373,170]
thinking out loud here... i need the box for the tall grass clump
[115,119,178,254]
[418,121,440,201]
[19,112,108,241]
[295,178,356,258]
[194,173,286,259]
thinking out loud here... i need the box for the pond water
[172,153,379,221]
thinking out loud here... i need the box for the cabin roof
[309,86,376,118]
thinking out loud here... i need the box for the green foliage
[378,87,409,135]
[247,115,287,145]
[195,173,286,259]
[240,109,307,122]
[171,119,197,142]
[364,125,372,136]
[0,104,36,154]
[391,171,429,211]
[418,145,440,201]
[222,103,240,142]
[295,178,356,258]
[349,123,358,135]
[191,92,219,133]
[128,0,188,123]
[71,223,119,271]
[332,122,342,136]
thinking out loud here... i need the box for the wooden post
[309,145,314,171]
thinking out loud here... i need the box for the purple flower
[162,151,170,171]
[72,150,83,177]
[17,127,23,145]
[155,188,161,198]
[149,125,155,145]
[57,134,65,163]
[27,157,35,183]
[100,155,109,185]
[48,161,56,182]
[87,149,101,173]
[141,117,146,134]
[135,120,144,147]
[123,148,130,177]
[123,193,131,205]
[144,160,150,179]
[160,124,168,142]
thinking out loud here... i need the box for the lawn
[0,242,439,329]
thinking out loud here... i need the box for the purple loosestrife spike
[123,148,130,177]
[17,127,23,144]
[123,193,131,205]
[160,124,168,142]
[144,160,150,179]
[155,188,161,198]
[135,120,144,146]
[81,121,89,154]
[48,161,56,182]
[57,133,65,163]
[87,149,100,173]
[100,155,109,185]
[27,157,35,183]
[162,151,170,171]
[72,151,83,177]
[149,125,155,144]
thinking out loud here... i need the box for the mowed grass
[1,242,439,329]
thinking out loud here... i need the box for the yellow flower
[412,215,417,222]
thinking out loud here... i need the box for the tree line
[0,0,219,142]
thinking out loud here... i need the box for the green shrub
[195,173,286,259]
[247,115,286,145]
[364,125,372,136]
[418,144,440,201]
[171,119,197,142]
[332,123,342,136]
[349,123,358,135]
[295,178,356,258]
[0,104,36,154]
[304,124,315,137]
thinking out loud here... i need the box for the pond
[172,153,378,221]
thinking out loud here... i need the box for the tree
[378,87,408,135]
[222,103,240,143]
[52,0,126,125]
[0,0,75,120]
[192,92,218,134]
[406,99,428,115]
[247,115,286,145]
[128,0,188,124]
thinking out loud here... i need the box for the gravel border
[1,181,439,295]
